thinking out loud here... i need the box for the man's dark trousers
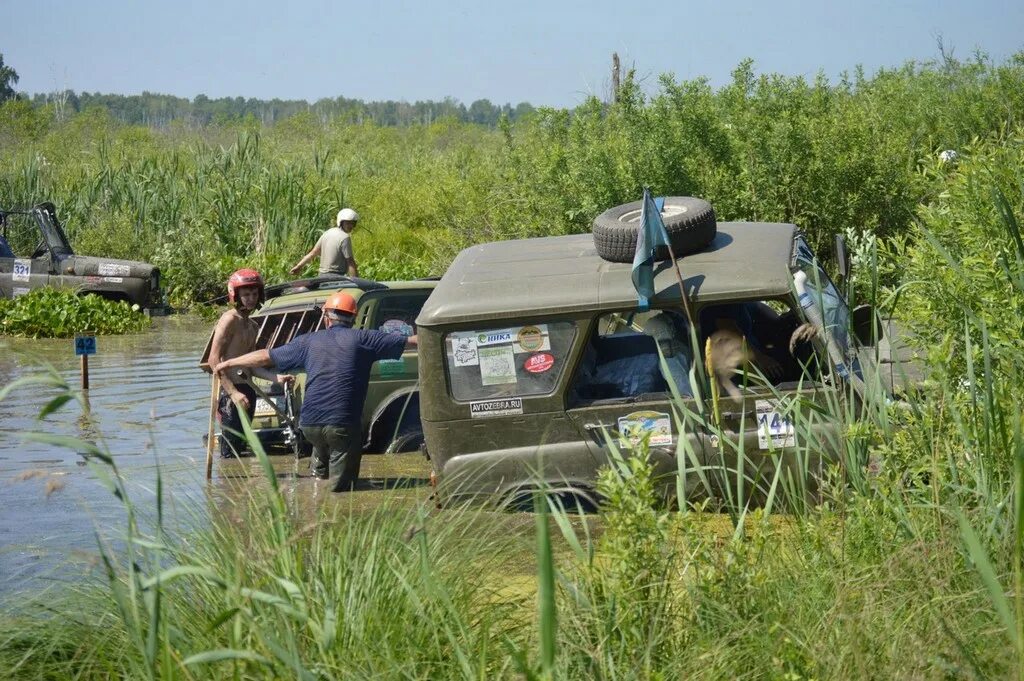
[218,383,257,458]
[302,425,362,490]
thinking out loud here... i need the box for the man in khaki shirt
[290,208,359,277]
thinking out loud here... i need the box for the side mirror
[834,234,849,281]
[852,304,882,346]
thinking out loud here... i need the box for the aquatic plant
[0,287,151,338]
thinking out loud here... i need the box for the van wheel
[592,196,717,263]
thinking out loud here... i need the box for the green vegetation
[0,288,151,338]
[2,52,1022,307]
[1,51,1023,678]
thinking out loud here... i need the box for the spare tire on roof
[592,196,717,263]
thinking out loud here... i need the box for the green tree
[0,52,19,101]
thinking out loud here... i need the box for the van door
[697,297,843,507]
[356,287,434,431]
[0,212,51,297]
[564,310,709,503]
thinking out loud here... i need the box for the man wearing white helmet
[290,208,360,277]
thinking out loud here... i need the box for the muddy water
[0,316,434,596]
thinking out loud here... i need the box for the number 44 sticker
[755,400,796,449]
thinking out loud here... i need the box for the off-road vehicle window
[371,292,432,335]
[1,213,42,256]
[574,310,691,401]
[698,300,820,388]
[445,322,576,401]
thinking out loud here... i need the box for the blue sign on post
[74,335,97,356]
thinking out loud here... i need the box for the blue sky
[2,0,1022,108]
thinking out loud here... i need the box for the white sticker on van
[470,397,523,418]
[13,259,31,282]
[13,287,29,297]
[476,329,514,346]
[450,332,479,366]
[617,411,672,448]
[756,400,796,449]
[479,345,517,385]
[98,263,131,276]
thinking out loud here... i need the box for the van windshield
[793,237,858,373]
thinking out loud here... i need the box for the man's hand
[289,264,302,275]
[231,391,251,410]
[214,360,233,375]
[789,323,818,355]
[277,374,294,386]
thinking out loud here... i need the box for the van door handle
[584,423,617,432]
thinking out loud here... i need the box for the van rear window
[444,322,576,401]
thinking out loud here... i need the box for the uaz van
[415,198,914,505]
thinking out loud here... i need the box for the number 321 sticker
[13,259,31,282]
[756,399,796,449]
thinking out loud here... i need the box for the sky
[2,0,1022,109]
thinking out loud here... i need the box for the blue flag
[631,188,670,311]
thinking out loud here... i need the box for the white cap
[336,208,359,225]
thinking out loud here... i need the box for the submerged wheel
[592,196,717,263]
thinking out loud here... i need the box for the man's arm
[346,256,358,277]
[250,365,294,385]
[215,349,274,375]
[290,242,321,275]
[404,335,417,352]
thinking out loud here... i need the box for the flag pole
[661,239,696,331]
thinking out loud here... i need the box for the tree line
[0,52,534,128]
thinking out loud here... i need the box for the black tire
[592,196,717,263]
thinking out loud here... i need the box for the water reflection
[0,316,432,596]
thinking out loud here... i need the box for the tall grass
[2,52,1022,306]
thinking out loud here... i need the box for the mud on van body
[416,221,912,506]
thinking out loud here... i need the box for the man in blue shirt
[215,291,416,491]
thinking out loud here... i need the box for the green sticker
[379,358,406,376]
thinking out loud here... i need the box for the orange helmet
[227,268,265,305]
[323,291,357,316]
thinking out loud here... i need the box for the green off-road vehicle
[201,276,436,456]
[416,197,919,506]
[0,203,164,310]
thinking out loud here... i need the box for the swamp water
[0,316,435,597]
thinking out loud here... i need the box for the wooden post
[205,374,220,480]
[611,52,621,104]
[80,354,90,391]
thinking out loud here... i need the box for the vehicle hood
[59,255,155,278]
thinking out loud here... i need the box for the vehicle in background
[200,275,437,456]
[0,203,165,311]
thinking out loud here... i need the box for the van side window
[698,300,820,389]
[444,322,576,401]
[370,291,432,336]
[573,310,694,402]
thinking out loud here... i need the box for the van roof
[417,222,797,327]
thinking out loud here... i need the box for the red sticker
[524,352,554,374]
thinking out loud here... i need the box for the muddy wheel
[592,196,716,263]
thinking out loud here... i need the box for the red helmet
[227,268,265,305]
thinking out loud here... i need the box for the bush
[0,287,150,337]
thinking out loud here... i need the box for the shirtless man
[208,268,291,458]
